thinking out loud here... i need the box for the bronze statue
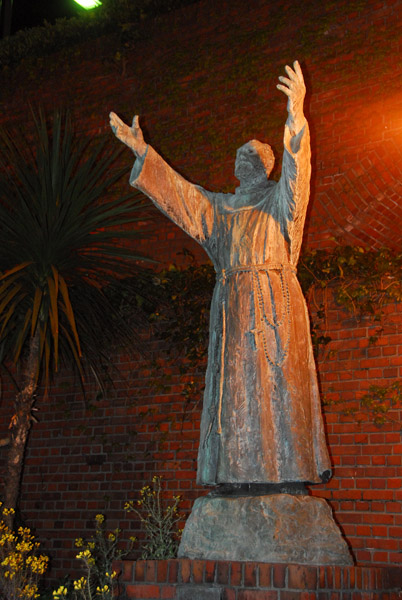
[110,61,331,490]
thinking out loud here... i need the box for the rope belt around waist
[211,262,295,437]
[218,262,296,283]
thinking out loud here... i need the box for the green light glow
[73,0,102,9]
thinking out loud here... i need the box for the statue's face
[234,141,272,183]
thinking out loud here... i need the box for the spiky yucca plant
[0,111,153,523]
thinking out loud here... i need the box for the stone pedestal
[178,494,353,565]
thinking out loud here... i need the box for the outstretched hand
[109,112,147,158]
[277,60,306,134]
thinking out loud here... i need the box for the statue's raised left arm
[276,61,311,264]
[277,60,307,137]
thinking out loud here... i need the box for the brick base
[117,559,402,599]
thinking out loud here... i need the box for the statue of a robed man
[110,61,331,489]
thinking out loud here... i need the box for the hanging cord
[217,300,226,435]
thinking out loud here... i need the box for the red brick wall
[310,299,402,566]
[0,0,401,580]
[118,559,402,599]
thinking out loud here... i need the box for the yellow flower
[106,570,118,579]
[2,507,15,516]
[0,531,16,545]
[95,514,105,524]
[16,540,34,553]
[76,548,92,560]
[73,576,86,590]
[29,554,49,574]
[21,583,39,599]
[75,537,84,547]
[108,532,116,541]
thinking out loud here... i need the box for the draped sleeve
[130,145,215,245]
[274,122,311,265]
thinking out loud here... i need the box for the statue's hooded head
[234,140,275,186]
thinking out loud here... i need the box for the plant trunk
[3,332,40,528]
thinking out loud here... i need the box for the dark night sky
[9,0,85,34]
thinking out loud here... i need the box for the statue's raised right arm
[109,112,215,245]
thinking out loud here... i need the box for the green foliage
[359,382,402,427]
[0,109,153,388]
[100,0,198,23]
[151,259,214,367]
[0,15,110,70]
[148,259,214,413]
[0,0,200,70]
[125,476,182,559]
[298,246,402,362]
[324,381,402,429]
[299,246,402,317]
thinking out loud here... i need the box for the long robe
[130,122,331,485]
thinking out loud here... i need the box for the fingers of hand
[110,112,124,126]
[110,114,127,138]
[292,60,303,79]
[278,75,293,88]
[284,65,298,82]
[278,67,305,98]
[109,115,119,135]
[277,74,297,98]
[283,61,304,90]
[276,84,291,97]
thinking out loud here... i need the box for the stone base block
[176,586,223,600]
[178,493,353,565]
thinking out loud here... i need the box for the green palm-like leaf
[0,109,154,387]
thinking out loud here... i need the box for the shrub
[125,476,182,559]
[52,514,134,600]
[0,504,49,600]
